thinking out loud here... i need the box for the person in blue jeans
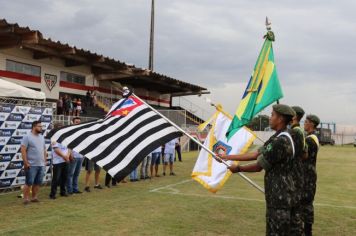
[20,120,47,204]
[66,117,84,194]
[150,146,162,178]
[130,168,138,182]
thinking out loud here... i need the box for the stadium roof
[0,19,209,96]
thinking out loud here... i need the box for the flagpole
[131,93,265,194]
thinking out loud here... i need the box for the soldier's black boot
[304,223,312,236]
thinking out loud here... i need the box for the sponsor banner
[0,112,10,121]
[1,121,20,129]
[23,114,42,122]
[13,106,31,115]
[0,169,20,179]
[0,103,53,189]
[0,154,14,162]
[0,178,13,188]
[0,105,14,113]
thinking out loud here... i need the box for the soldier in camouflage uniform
[290,106,307,235]
[302,115,320,236]
[226,104,296,236]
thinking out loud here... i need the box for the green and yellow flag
[226,37,283,139]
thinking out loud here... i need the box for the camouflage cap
[291,106,305,117]
[272,104,296,117]
[306,114,320,126]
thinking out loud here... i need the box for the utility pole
[148,0,155,71]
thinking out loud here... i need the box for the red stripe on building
[0,70,41,83]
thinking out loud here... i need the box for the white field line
[150,179,356,210]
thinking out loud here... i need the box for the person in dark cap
[302,114,320,236]
[219,104,296,235]
[290,106,307,235]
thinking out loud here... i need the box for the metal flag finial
[265,17,272,30]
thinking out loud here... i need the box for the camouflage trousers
[266,208,291,236]
[302,201,314,224]
[290,205,304,236]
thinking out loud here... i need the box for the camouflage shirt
[289,124,306,206]
[257,130,295,209]
[303,132,319,201]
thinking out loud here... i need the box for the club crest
[44,74,57,91]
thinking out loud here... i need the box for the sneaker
[170,172,176,176]
[31,199,40,203]
[73,191,83,194]
[84,186,90,192]
[94,185,103,189]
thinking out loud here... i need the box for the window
[6,60,41,77]
[60,71,86,85]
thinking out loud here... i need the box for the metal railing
[52,115,98,125]
[172,96,212,122]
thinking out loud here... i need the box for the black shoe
[163,172,166,176]
[140,176,145,180]
[94,185,103,189]
[49,195,56,200]
[105,185,111,188]
[60,193,69,197]
[84,186,90,192]
[73,191,83,194]
[145,176,150,179]
[170,172,176,176]
[112,184,117,187]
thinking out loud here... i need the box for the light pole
[148,0,155,71]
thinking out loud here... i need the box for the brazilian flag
[226,37,283,139]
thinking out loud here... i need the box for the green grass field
[1,145,356,235]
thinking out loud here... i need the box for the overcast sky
[1,0,355,125]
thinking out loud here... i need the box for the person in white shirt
[163,138,178,176]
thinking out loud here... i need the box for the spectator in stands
[140,154,151,179]
[72,98,77,116]
[150,146,162,178]
[20,120,47,204]
[63,95,68,115]
[66,117,84,194]
[163,138,178,176]
[83,158,103,192]
[92,91,97,107]
[175,138,182,162]
[57,97,63,115]
[86,90,91,107]
[50,123,71,199]
[64,95,73,116]
[75,98,82,116]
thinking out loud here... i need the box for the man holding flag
[222,104,296,235]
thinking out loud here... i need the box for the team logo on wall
[44,74,57,91]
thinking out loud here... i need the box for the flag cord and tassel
[130,93,265,194]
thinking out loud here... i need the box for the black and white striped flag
[47,95,182,181]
